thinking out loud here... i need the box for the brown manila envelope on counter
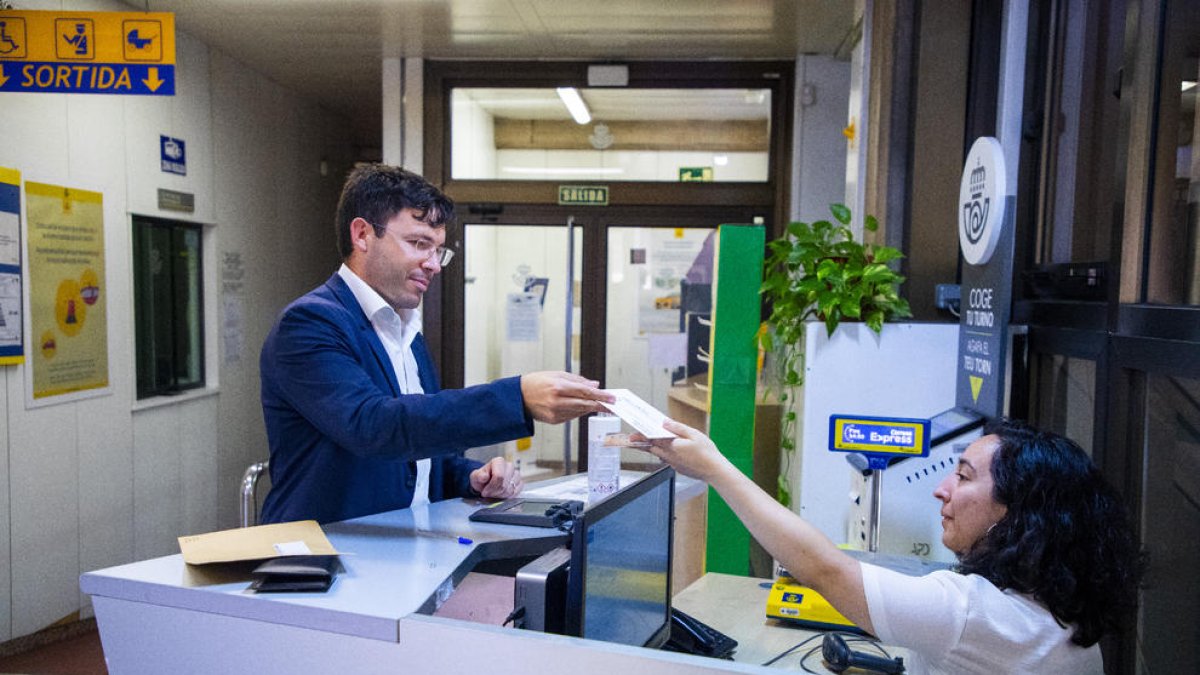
[178,520,339,565]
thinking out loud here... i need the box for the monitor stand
[514,546,571,634]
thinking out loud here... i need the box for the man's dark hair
[957,418,1145,647]
[334,163,455,259]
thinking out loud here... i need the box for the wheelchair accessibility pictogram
[0,18,27,58]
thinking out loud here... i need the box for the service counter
[80,471,901,674]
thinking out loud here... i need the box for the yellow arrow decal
[969,376,983,403]
[143,66,163,92]
[0,64,8,88]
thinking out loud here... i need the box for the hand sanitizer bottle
[587,414,622,503]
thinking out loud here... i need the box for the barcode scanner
[821,633,906,674]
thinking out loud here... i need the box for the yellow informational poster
[0,166,22,365]
[25,181,109,401]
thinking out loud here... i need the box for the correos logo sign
[958,136,1007,265]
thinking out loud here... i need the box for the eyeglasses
[371,222,455,266]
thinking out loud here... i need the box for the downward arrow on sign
[143,67,163,92]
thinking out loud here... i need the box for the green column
[705,224,765,575]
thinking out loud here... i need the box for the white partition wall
[0,0,353,642]
[791,322,959,547]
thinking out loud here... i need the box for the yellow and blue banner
[0,10,175,95]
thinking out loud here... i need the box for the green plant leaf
[872,246,904,263]
[862,263,894,284]
[830,203,852,225]
[817,290,838,317]
[824,312,839,336]
[816,257,840,281]
[840,296,862,318]
[865,214,879,232]
[865,309,885,333]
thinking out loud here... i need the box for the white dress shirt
[338,264,431,508]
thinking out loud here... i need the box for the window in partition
[1024,1,1123,302]
[1028,353,1096,455]
[1140,373,1200,672]
[451,88,772,183]
[1146,0,1200,304]
[133,215,204,399]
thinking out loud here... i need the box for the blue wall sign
[160,135,185,175]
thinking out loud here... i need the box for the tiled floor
[0,628,107,675]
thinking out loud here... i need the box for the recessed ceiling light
[501,166,624,175]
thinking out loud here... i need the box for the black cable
[501,606,525,627]
[766,630,897,671]
[799,644,824,673]
[761,632,824,666]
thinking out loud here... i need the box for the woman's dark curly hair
[957,418,1145,647]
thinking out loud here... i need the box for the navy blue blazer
[259,273,533,524]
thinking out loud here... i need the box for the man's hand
[470,456,524,499]
[520,371,614,424]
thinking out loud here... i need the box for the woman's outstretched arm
[645,418,874,634]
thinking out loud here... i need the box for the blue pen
[457,536,473,545]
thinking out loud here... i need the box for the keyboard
[663,607,739,659]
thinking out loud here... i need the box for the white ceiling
[132,0,856,152]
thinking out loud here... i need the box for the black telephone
[663,608,738,659]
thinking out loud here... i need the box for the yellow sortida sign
[0,10,175,95]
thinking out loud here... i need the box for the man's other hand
[471,457,524,499]
[520,371,614,424]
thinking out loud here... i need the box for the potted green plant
[759,203,912,505]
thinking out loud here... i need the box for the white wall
[0,0,352,642]
[791,55,853,224]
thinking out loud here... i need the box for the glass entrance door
[462,222,581,478]
[456,209,751,476]
[604,225,715,439]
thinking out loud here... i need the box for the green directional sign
[0,10,176,96]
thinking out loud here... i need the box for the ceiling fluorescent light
[1183,80,1197,92]
[556,87,591,125]
[502,167,624,176]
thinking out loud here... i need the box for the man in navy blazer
[260,165,611,524]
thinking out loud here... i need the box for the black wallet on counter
[249,555,340,593]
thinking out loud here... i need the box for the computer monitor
[564,466,675,648]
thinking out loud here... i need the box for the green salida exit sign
[558,185,609,206]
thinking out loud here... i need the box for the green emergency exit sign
[679,167,713,182]
[558,185,609,206]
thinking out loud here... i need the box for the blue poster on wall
[160,135,186,175]
[0,166,24,365]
